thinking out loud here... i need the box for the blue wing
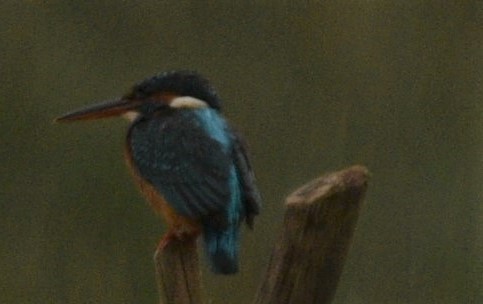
[230,128,261,228]
[127,109,232,220]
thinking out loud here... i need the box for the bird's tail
[202,166,243,274]
[202,223,240,274]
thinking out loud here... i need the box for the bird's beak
[55,99,141,122]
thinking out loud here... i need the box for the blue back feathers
[128,107,257,274]
[195,109,244,274]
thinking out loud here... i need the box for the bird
[55,70,261,274]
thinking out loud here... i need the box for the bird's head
[55,70,222,123]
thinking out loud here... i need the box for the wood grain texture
[154,236,203,304]
[253,165,369,304]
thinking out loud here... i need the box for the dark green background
[1,2,481,303]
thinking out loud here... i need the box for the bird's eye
[139,102,167,114]
[147,92,179,105]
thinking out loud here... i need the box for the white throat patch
[123,111,140,122]
[170,96,208,109]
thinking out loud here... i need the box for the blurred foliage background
[1,1,481,303]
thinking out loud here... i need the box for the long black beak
[55,99,141,122]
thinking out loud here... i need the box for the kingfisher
[56,70,261,274]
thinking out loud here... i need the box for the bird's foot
[157,229,200,251]
[157,231,177,251]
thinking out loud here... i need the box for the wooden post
[253,165,369,304]
[154,236,203,304]
[154,165,369,304]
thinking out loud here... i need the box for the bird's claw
[157,229,200,251]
